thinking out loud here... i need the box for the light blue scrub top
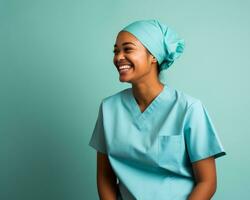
[89,84,226,200]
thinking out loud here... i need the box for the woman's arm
[97,151,119,200]
[188,156,217,200]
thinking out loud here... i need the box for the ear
[151,56,158,64]
[146,50,158,64]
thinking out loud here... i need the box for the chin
[119,76,132,83]
[119,78,130,83]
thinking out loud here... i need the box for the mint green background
[1,0,249,199]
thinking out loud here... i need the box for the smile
[118,65,132,73]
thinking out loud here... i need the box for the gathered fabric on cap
[121,19,185,84]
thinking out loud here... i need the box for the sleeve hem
[88,142,107,154]
[190,151,226,163]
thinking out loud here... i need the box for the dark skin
[97,152,118,200]
[96,31,217,200]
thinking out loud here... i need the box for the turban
[121,19,185,84]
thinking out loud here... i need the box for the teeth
[119,65,131,70]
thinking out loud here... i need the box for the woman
[89,19,226,200]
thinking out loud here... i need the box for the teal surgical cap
[121,19,185,84]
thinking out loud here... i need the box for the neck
[131,80,164,109]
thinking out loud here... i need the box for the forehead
[114,31,142,48]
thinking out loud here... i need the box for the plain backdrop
[1,0,249,199]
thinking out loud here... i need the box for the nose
[113,51,126,65]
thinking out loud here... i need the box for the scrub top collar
[130,84,174,115]
[122,84,175,131]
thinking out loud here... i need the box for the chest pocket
[157,134,182,169]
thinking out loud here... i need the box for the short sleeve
[184,100,226,163]
[88,102,107,154]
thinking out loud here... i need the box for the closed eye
[124,48,133,51]
[113,48,133,54]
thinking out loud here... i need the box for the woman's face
[113,31,157,84]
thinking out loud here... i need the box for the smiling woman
[113,41,136,75]
[89,19,226,200]
[113,31,157,85]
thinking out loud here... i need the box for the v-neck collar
[126,84,168,130]
[122,84,174,130]
[130,84,167,114]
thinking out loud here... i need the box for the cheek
[130,53,145,64]
[133,53,149,67]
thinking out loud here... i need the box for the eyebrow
[114,42,136,48]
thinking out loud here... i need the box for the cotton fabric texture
[121,19,185,84]
[89,85,226,200]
